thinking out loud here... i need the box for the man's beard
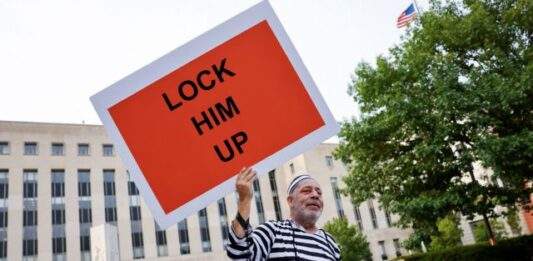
[300,209,322,224]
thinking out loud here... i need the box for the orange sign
[91,1,338,228]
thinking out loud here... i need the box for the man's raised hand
[235,167,256,202]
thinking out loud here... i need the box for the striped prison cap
[287,175,315,194]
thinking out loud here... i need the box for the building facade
[9,120,525,260]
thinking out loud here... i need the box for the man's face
[288,179,323,224]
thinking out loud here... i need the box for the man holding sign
[226,167,341,260]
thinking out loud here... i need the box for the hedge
[399,235,533,261]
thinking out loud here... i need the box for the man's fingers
[236,167,257,187]
[245,170,257,182]
[236,167,248,181]
[241,167,252,180]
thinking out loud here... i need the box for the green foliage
[506,207,523,235]
[429,214,463,251]
[335,0,532,249]
[402,228,432,252]
[323,218,372,261]
[402,235,533,261]
[472,219,507,243]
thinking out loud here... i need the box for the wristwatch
[235,211,252,235]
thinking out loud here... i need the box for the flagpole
[412,0,422,14]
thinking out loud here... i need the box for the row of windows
[331,177,394,231]
[0,215,227,258]
[0,202,243,230]
[288,155,336,175]
[0,169,123,199]
[378,238,403,260]
[0,141,114,156]
[0,207,93,228]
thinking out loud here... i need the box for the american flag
[397,3,417,28]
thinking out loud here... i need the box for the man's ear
[287,195,293,207]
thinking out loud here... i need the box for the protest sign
[91,1,338,228]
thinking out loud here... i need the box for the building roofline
[0,119,340,144]
[0,119,102,127]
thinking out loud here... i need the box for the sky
[0,0,427,125]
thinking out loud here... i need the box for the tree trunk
[481,213,496,245]
[468,169,496,245]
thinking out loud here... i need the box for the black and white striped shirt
[226,219,341,260]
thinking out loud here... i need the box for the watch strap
[236,211,251,231]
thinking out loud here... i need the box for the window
[131,232,144,259]
[353,204,364,231]
[0,170,6,200]
[0,182,7,200]
[79,208,92,223]
[52,237,66,254]
[78,182,91,197]
[51,182,65,198]
[78,143,89,156]
[103,169,117,224]
[330,177,345,218]
[78,169,91,197]
[80,235,91,252]
[23,169,37,180]
[23,169,38,199]
[325,155,334,167]
[156,230,167,246]
[51,169,65,198]
[0,142,9,155]
[378,240,388,260]
[128,181,139,195]
[105,207,117,223]
[102,144,114,156]
[0,240,6,258]
[178,219,190,254]
[198,208,211,252]
[393,238,402,257]
[52,208,66,225]
[268,170,283,221]
[156,227,168,257]
[104,181,116,196]
[23,239,38,256]
[289,163,295,174]
[385,209,392,227]
[155,222,168,257]
[369,200,378,229]
[217,198,230,243]
[156,234,167,256]
[0,210,7,228]
[23,210,38,226]
[130,206,142,221]
[23,183,38,198]
[132,232,144,247]
[252,179,265,224]
[24,142,38,155]
[51,143,64,156]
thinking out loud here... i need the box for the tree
[429,214,463,251]
[335,0,532,249]
[472,219,507,243]
[323,218,372,261]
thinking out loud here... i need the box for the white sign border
[91,0,339,229]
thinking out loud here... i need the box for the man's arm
[226,167,276,260]
[231,167,255,237]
